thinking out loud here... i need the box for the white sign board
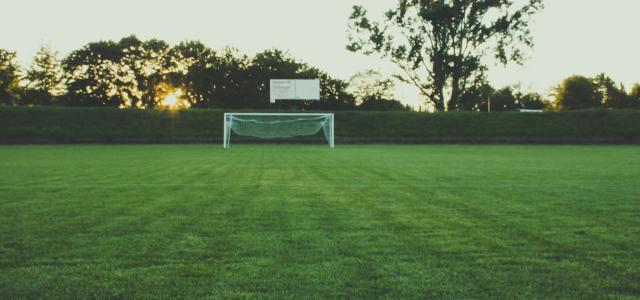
[270,79,320,103]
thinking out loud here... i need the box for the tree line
[2,1,639,112]
[0,37,411,111]
[452,74,640,112]
[1,37,639,112]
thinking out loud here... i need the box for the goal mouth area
[225,134,329,145]
[223,113,334,148]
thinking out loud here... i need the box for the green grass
[1,145,639,298]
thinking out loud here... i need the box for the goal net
[223,113,334,148]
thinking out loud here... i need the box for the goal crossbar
[223,113,334,148]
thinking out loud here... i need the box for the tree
[593,73,635,109]
[554,75,601,110]
[458,82,494,111]
[167,40,217,108]
[210,47,252,108]
[347,0,543,111]
[630,84,640,108]
[348,69,396,104]
[118,36,172,108]
[169,41,251,108]
[359,97,409,111]
[0,49,21,105]
[62,36,176,108]
[347,70,407,111]
[62,41,130,107]
[305,71,356,110]
[518,92,549,110]
[489,87,518,112]
[22,45,64,105]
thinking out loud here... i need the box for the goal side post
[330,113,335,148]
[223,113,233,149]
[223,113,227,148]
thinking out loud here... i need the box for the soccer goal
[223,113,334,148]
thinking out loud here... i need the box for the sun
[160,89,190,109]
[163,94,179,107]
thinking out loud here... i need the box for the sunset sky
[3,0,639,107]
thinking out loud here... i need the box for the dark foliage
[358,96,410,111]
[56,37,357,110]
[489,87,518,112]
[554,75,601,110]
[518,92,549,110]
[0,49,21,105]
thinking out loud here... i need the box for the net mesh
[227,114,332,143]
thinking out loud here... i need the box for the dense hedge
[1,106,639,144]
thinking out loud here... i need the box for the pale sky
[2,0,639,108]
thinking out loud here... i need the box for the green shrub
[1,106,639,144]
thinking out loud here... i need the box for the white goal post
[223,113,335,148]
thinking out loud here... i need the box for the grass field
[1,145,639,298]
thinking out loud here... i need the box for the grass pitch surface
[1,145,639,298]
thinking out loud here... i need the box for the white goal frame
[223,113,334,148]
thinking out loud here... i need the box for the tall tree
[168,41,251,108]
[210,47,252,108]
[348,69,396,104]
[23,45,64,105]
[347,0,543,111]
[458,81,494,111]
[304,70,356,110]
[489,87,518,112]
[62,41,129,107]
[118,36,172,108]
[554,75,601,110]
[0,49,21,105]
[518,92,549,110]
[630,84,640,107]
[167,40,216,107]
[348,70,406,111]
[624,84,640,109]
[593,73,635,109]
